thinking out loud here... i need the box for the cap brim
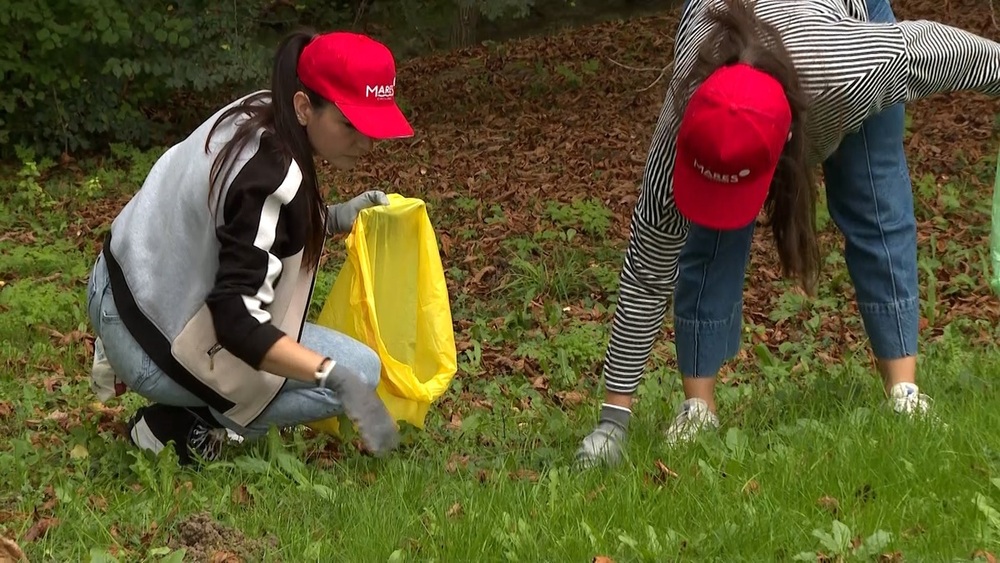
[672,146,773,231]
[336,101,414,140]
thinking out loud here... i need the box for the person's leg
[229,322,382,440]
[821,0,929,413]
[667,220,756,442]
[88,254,229,464]
[89,253,206,407]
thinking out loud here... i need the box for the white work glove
[326,190,390,235]
[319,362,399,457]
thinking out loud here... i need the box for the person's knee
[355,345,381,390]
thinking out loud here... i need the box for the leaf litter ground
[317,0,1000,382]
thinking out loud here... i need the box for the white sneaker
[888,382,932,415]
[664,398,719,445]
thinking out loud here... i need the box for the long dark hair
[204,29,328,268]
[672,0,820,295]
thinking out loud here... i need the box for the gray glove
[321,362,400,457]
[574,404,631,469]
[326,190,390,235]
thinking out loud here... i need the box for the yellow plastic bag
[307,194,457,435]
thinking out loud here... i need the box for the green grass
[3,149,1000,562]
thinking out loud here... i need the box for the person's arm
[602,210,688,395]
[204,157,326,384]
[601,123,690,396]
[258,335,328,384]
[898,19,1000,101]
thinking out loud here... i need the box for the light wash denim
[673,0,918,376]
[86,252,381,439]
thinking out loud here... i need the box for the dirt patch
[167,512,278,563]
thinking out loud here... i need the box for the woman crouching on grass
[86,30,414,465]
[577,0,1000,466]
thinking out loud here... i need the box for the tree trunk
[450,0,480,48]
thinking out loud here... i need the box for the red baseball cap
[672,63,792,230]
[297,32,414,139]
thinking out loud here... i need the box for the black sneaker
[127,404,227,465]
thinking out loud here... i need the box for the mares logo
[365,79,396,100]
[693,159,750,184]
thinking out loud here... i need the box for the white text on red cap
[693,159,751,184]
[365,78,396,101]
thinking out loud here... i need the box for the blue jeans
[673,0,918,376]
[86,253,381,439]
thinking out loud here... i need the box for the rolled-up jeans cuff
[675,300,742,377]
[858,296,919,359]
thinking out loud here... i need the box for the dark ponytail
[205,29,329,268]
[672,0,819,295]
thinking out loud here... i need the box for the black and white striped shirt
[602,0,1000,394]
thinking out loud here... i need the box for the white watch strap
[315,358,336,388]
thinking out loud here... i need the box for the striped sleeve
[205,148,303,369]
[900,20,1000,101]
[601,104,690,394]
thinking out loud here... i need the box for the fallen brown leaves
[445,502,464,518]
[331,0,1000,382]
[37,0,1000,395]
[21,517,58,543]
[0,537,26,562]
[652,460,679,484]
[817,496,840,517]
[231,484,252,506]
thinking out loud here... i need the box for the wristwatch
[315,357,335,388]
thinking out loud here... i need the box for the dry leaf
[530,376,549,391]
[446,413,463,431]
[742,479,760,494]
[509,469,539,482]
[652,460,678,484]
[88,496,108,511]
[22,517,58,542]
[585,485,606,501]
[445,454,470,473]
[592,557,616,563]
[878,551,904,562]
[470,265,496,285]
[231,485,252,506]
[45,410,67,422]
[972,550,998,563]
[0,537,26,562]
[139,521,158,546]
[0,402,13,420]
[210,552,243,563]
[817,496,840,516]
[554,390,586,407]
[446,503,463,518]
[42,377,61,393]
